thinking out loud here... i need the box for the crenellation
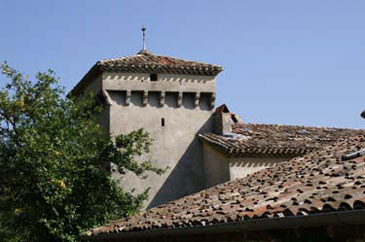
[131,91,144,107]
[210,93,216,109]
[182,93,195,109]
[107,89,215,110]
[199,93,211,111]
[165,92,178,108]
[108,90,126,106]
[125,90,131,106]
[194,92,201,108]
[159,91,165,107]
[143,91,148,107]
[101,89,112,106]
[177,92,183,107]
[148,91,159,107]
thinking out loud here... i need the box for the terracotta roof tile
[86,135,365,237]
[70,52,222,96]
[199,123,365,157]
[95,52,222,76]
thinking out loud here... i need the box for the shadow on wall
[147,115,215,209]
[107,90,212,110]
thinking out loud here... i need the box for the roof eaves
[198,133,311,158]
[82,209,365,241]
[68,62,102,97]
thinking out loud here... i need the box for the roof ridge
[98,54,139,63]
[98,53,222,68]
[151,53,222,67]
[199,122,365,157]
[238,122,365,131]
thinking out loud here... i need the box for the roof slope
[199,123,365,157]
[96,52,222,76]
[86,135,365,237]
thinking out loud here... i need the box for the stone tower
[70,32,222,208]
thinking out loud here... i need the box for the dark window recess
[161,118,165,127]
[150,73,158,81]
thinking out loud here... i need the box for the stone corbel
[159,91,165,107]
[125,90,131,106]
[194,92,201,108]
[177,92,183,108]
[210,92,216,109]
[143,91,148,107]
[101,89,112,106]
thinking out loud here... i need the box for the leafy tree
[0,63,164,242]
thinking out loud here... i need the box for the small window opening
[150,73,158,81]
[161,118,165,127]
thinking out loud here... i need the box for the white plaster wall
[202,143,290,186]
[104,72,216,208]
[74,74,110,132]
[202,143,230,188]
[229,157,287,180]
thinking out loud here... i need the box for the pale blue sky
[1,0,364,128]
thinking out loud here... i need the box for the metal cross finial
[138,25,151,54]
[142,25,147,51]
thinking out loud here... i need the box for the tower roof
[71,52,222,96]
[96,52,222,76]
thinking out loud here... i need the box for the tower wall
[103,72,216,208]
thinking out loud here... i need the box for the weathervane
[138,25,151,54]
[142,26,147,51]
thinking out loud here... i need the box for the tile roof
[85,135,365,237]
[70,52,222,96]
[96,52,222,76]
[199,123,365,157]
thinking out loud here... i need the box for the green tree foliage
[0,63,164,241]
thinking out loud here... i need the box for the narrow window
[150,73,158,81]
[161,118,165,127]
